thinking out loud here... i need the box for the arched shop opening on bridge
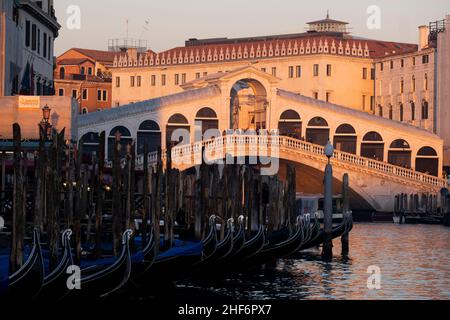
[333,124,357,154]
[278,109,302,139]
[195,107,219,138]
[166,113,190,148]
[361,131,384,161]
[415,146,439,176]
[108,126,133,160]
[137,120,161,155]
[80,132,100,161]
[306,117,330,146]
[388,139,412,168]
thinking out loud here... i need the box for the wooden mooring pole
[341,173,350,257]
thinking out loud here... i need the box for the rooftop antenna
[126,18,129,39]
[326,9,330,19]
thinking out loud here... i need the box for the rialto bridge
[76,66,446,212]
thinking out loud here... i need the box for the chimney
[419,25,430,50]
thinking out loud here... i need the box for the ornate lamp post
[39,104,52,140]
[322,140,334,261]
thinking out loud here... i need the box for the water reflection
[178,224,450,300]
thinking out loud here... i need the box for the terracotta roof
[307,18,349,25]
[72,48,119,63]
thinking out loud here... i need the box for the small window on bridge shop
[415,147,439,177]
[195,107,219,137]
[334,124,357,154]
[278,110,302,139]
[137,120,161,155]
[80,132,99,162]
[388,139,412,169]
[361,131,384,161]
[166,114,190,149]
[306,117,329,146]
[108,126,133,160]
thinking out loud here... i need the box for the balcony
[54,73,112,83]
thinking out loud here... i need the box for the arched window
[195,107,218,137]
[59,67,65,80]
[108,126,132,160]
[137,120,161,155]
[278,109,302,139]
[361,131,384,161]
[166,113,190,148]
[416,147,439,176]
[81,108,88,114]
[411,102,416,121]
[422,100,429,120]
[388,139,411,168]
[306,117,329,146]
[80,132,99,161]
[334,124,357,154]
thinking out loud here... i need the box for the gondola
[226,224,266,266]
[299,213,320,251]
[63,229,133,300]
[129,227,156,280]
[37,229,73,300]
[242,216,306,267]
[7,229,44,301]
[218,215,245,263]
[198,218,234,267]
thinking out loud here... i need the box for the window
[288,66,294,78]
[363,68,368,80]
[326,92,331,102]
[25,21,31,47]
[271,67,277,77]
[137,76,141,87]
[72,89,78,99]
[379,106,383,117]
[48,36,51,60]
[103,90,107,101]
[196,72,201,80]
[389,105,393,120]
[400,104,404,121]
[422,101,429,119]
[401,59,404,68]
[422,55,429,64]
[175,74,179,85]
[181,73,186,84]
[313,64,319,77]
[88,67,93,75]
[58,88,64,96]
[424,74,428,90]
[203,72,208,77]
[362,95,366,110]
[161,74,166,86]
[31,24,37,51]
[370,96,375,111]
[412,57,416,66]
[380,62,384,71]
[400,78,404,94]
[313,92,319,99]
[261,68,266,73]
[412,76,416,92]
[130,76,135,87]
[37,29,40,54]
[151,75,156,86]
[326,64,332,77]
[98,90,107,101]
[411,102,416,121]
[82,89,88,100]
[296,66,302,78]
[82,108,88,114]
[390,61,394,69]
[97,89,102,101]
[371,68,375,80]
[80,67,85,75]
[116,77,121,88]
[43,33,47,58]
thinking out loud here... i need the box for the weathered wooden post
[142,143,150,238]
[285,164,297,231]
[94,132,105,259]
[322,141,334,262]
[33,126,46,232]
[73,139,83,263]
[152,148,163,253]
[112,134,123,256]
[10,123,26,273]
[341,173,350,257]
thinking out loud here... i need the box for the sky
[54,0,450,55]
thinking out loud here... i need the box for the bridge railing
[129,134,446,189]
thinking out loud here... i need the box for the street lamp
[40,104,52,140]
[325,140,334,163]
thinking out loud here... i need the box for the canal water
[176,224,450,300]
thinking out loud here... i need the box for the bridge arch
[306,117,329,146]
[333,124,357,154]
[80,132,99,160]
[195,107,219,138]
[137,120,161,155]
[278,109,302,139]
[388,139,412,168]
[230,78,268,131]
[108,126,132,160]
[415,146,439,176]
[166,113,190,148]
[361,131,384,161]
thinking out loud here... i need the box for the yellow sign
[18,96,41,109]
